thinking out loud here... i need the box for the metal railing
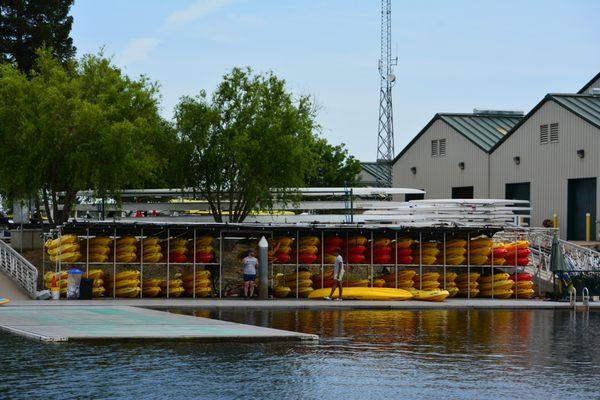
[0,239,38,298]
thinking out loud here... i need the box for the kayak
[479,289,514,298]
[0,297,10,306]
[308,287,413,301]
[479,273,510,283]
[409,289,450,302]
[479,279,514,291]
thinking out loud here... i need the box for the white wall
[393,119,491,199]
[490,100,600,238]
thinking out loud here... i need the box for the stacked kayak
[168,238,188,263]
[297,236,319,264]
[323,235,344,264]
[438,239,467,265]
[347,235,367,264]
[85,236,112,263]
[510,272,535,298]
[159,274,185,297]
[45,234,82,263]
[395,238,414,264]
[456,272,480,297]
[141,236,163,263]
[85,268,106,297]
[308,287,413,301]
[271,236,293,264]
[142,278,162,298]
[112,236,138,263]
[281,271,314,297]
[467,237,492,265]
[182,269,212,297]
[107,270,141,297]
[44,270,68,297]
[505,241,531,266]
[478,273,514,298]
[411,242,439,265]
[371,237,392,264]
[381,269,416,289]
[413,272,440,290]
[191,235,215,263]
[444,272,459,297]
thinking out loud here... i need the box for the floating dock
[0,306,318,342]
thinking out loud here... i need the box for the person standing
[241,250,258,299]
[325,248,344,301]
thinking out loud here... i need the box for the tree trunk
[41,187,54,226]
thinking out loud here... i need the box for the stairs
[0,239,38,299]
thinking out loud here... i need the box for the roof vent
[473,108,524,116]
[591,88,600,96]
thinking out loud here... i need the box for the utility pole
[377,0,397,187]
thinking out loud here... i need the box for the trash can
[79,278,94,300]
[67,269,83,300]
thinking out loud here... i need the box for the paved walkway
[5,298,599,309]
[0,305,318,342]
[0,270,29,300]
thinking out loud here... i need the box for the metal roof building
[392,72,600,240]
[392,111,522,199]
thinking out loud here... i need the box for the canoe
[308,287,413,301]
[409,289,450,302]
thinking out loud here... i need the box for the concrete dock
[5,297,599,309]
[0,305,319,342]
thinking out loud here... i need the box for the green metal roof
[439,114,523,152]
[551,94,600,128]
[490,94,600,153]
[360,162,388,186]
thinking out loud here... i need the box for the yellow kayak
[284,271,312,282]
[92,287,105,297]
[88,254,109,263]
[89,237,112,247]
[186,286,212,297]
[85,269,104,280]
[182,270,211,281]
[0,297,10,306]
[273,286,291,298]
[142,286,162,298]
[414,280,441,290]
[308,287,413,301]
[479,273,510,283]
[50,251,82,263]
[294,287,314,298]
[384,279,414,288]
[413,272,440,282]
[456,273,480,283]
[479,279,514,291]
[183,279,211,290]
[409,289,450,302]
[445,239,467,248]
[45,234,78,249]
[114,286,141,298]
[479,289,514,298]
[47,242,80,256]
[107,279,140,289]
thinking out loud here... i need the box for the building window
[550,123,559,143]
[540,124,548,144]
[431,139,446,157]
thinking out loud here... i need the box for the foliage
[0,49,172,225]
[175,67,318,222]
[307,137,361,187]
[0,0,76,73]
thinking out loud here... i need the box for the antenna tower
[376,0,396,187]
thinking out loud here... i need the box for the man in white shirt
[325,248,344,301]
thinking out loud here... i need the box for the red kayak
[397,255,413,264]
[348,254,366,264]
[505,248,531,259]
[373,246,392,256]
[275,253,291,263]
[324,237,343,247]
[492,248,508,258]
[373,254,392,264]
[348,245,367,254]
[396,248,412,257]
[299,253,318,264]
[509,272,533,281]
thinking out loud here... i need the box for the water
[1,309,599,399]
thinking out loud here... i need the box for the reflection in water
[1,309,599,400]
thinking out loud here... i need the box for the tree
[176,67,318,222]
[0,0,75,73]
[0,49,172,226]
[307,137,362,187]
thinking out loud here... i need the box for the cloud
[228,14,264,27]
[165,0,234,29]
[117,37,162,65]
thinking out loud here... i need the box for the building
[489,93,600,240]
[392,111,522,199]
[391,72,600,240]
[358,162,389,187]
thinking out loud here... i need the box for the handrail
[0,239,38,298]
[582,287,590,310]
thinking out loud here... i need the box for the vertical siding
[393,119,490,199]
[490,100,600,239]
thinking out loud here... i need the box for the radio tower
[377,0,397,187]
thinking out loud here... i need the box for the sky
[71,0,600,161]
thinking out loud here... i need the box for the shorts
[243,274,256,282]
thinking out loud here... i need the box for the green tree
[0,49,172,226]
[0,0,76,73]
[176,67,318,222]
[308,137,361,187]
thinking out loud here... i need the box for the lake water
[1,308,599,399]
